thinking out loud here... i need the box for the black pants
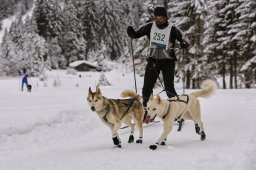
[142,59,177,107]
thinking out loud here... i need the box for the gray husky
[87,86,144,148]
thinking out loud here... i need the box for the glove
[127,26,135,38]
[180,41,190,49]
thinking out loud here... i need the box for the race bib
[150,22,172,49]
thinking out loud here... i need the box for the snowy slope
[0,69,256,170]
[0,7,33,44]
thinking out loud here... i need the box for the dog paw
[136,139,142,144]
[128,135,134,143]
[200,131,206,141]
[149,144,158,150]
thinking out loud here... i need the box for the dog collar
[103,104,110,113]
[102,104,114,126]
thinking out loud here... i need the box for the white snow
[0,68,256,170]
[250,35,256,42]
[241,56,256,71]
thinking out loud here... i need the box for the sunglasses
[155,16,166,20]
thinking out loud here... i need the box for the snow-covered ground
[0,69,256,170]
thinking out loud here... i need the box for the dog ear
[88,87,92,94]
[149,93,153,100]
[156,95,161,104]
[96,85,101,95]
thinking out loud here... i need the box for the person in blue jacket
[21,68,29,91]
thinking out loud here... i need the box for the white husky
[146,79,217,150]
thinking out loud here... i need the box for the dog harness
[119,97,136,120]
[102,97,136,125]
[162,94,189,120]
[102,104,112,124]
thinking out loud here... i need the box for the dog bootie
[149,144,158,150]
[195,124,200,134]
[136,137,143,144]
[128,135,134,143]
[200,131,206,141]
[112,136,121,148]
[177,119,184,131]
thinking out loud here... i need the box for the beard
[155,21,168,29]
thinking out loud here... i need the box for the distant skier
[20,68,31,92]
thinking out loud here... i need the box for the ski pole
[182,49,185,94]
[130,39,137,93]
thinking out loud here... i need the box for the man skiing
[127,6,190,123]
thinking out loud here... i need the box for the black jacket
[127,22,189,61]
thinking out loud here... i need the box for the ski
[120,120,160,129]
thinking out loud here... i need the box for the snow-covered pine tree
[241,56,256,88]
[202,0,223,87]
[60,0,86,64]
[19,16,49,76]
[9,17,24,48]
[0,19,24,75]
[97,0,126,60]
[236,0,256,88]
[0,0,11,21]
[0,44,9,76]
[33,0,64,40]
[98,73,111,86]
[139,0,156,25]
[126,0,144,27]
[1,39,21,75]
[168,0,207,88]
[203,0,229,89]
[131,0,157,75]
[0,0,33,22]
[47,37,66,69]
[76,0,98,60]
[0,15,48,76]
[219,0,241,89]
[46,0,64,38]
[33,0,62,71]
[33,0,48,38]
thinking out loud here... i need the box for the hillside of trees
[0,0,34,28]
[0,0,255,89]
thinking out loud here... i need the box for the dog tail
[121,90,141,101]
[191,79,217,98]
